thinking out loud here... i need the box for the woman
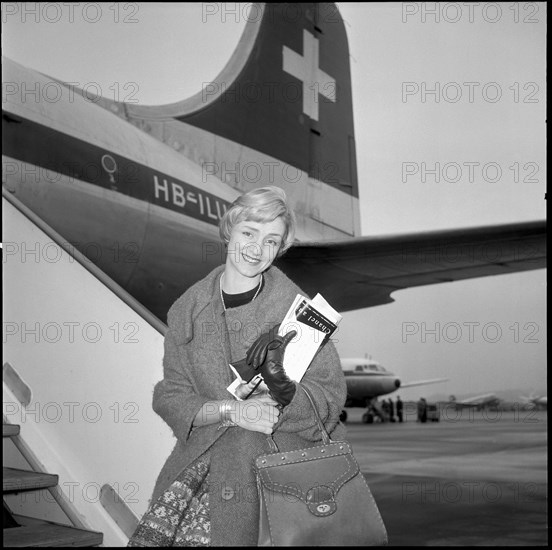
[128,186,347,546]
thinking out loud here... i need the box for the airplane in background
[445,393,501,411]
[341,357,448,423]
[2,3,545,425]
[520,393,547,410]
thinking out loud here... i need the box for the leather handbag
[255,385,388,546]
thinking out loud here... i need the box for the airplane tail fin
[126,3,360,238]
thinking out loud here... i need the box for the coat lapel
[209,272,234,388]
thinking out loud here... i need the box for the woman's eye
[243,231,252,237]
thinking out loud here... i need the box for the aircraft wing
[443,393,500,408]
[520,393,547,405]
[399,378,449,389]
[276,220,546,312]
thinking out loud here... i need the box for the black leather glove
[246,323,281,369]
[256,330,297,407]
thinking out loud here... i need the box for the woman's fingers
[256,393,279,406]
[235,399,280,433]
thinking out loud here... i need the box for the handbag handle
[300,385,332,445]
[267,385,332,452]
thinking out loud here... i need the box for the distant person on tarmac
[396,396,404,422]
[382,399,390,421]
[388,398,395,422]
[417,397,428,423]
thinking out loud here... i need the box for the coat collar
[168,264,299,347]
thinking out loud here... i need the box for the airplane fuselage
[343,371,401,406]
[3,58,241,319]
[341,359,403,406]
[2,55,357,320]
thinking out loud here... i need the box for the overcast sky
[2,2,546,399]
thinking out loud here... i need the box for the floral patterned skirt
[127,452,211,547]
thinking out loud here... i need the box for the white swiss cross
[282,29,336,121]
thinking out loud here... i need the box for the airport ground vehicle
[426,403,440,422]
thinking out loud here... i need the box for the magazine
[277,293,341,382]
[227,293,342,398]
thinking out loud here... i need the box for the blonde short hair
[219,186,296,256]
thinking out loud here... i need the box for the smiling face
[223,217,286,292]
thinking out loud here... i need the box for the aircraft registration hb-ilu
[2,2,545,419]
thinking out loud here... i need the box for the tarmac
[344,407,547,546]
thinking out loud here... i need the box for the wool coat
[150,264,347,546]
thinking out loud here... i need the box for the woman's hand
[228,393,281,434]
[255,331,297,406]
[233,374,267,400]
[246,323,281,368]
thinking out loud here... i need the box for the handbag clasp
[306,485,337,516]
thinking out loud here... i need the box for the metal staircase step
[3,468,58,492]
[3,424,21,437]
[4,514,103,547]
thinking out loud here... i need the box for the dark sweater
[150,264,347,546]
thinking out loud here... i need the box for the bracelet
[218,400,237,429]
